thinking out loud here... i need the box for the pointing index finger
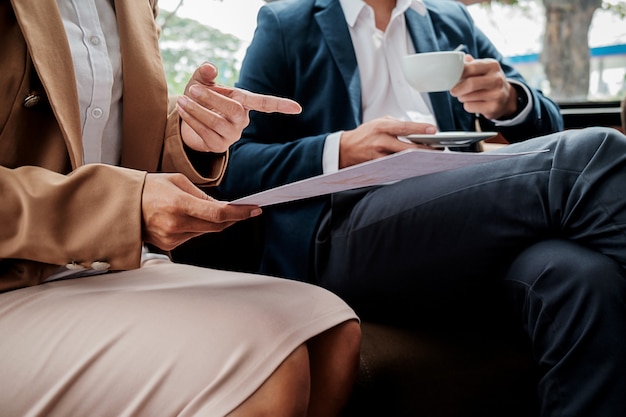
[211,85,302,115]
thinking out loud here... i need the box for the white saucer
[406,131,498,147]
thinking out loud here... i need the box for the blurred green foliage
[157,12,242,94]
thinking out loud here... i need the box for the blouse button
[91,107,104,119]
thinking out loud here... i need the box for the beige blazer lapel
[115,0,168,172]
[10,0,84,168]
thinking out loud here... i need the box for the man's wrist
[491,81,533,126]
[511,83,529,118]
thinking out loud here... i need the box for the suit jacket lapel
[10,0,84,168]
[114,0,167,172]
[405,8,457,131]
[315,0,361,125]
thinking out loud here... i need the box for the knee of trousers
[502,239,626,331]
[559,126,626,150]
[551,127,626,169]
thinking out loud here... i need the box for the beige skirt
[0,260,357,417]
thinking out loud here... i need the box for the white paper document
[229,148,546,207]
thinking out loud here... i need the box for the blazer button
[23,93,42,108]
[65,262,84,270]
[91,261,110,271]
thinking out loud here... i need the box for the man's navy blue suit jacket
[218,0,563,282]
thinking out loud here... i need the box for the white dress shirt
[342,0,436,126]
[323,0,531,174]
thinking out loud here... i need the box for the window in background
[157,0,264,93]
[158,0,625,107]
[463,0,626,104]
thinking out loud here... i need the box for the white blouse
[56,0,123,166]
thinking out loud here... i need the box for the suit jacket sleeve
[421,0,563,142]
[469,26,564,142]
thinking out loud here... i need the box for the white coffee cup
[401,51,465,92]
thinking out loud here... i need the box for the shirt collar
[339,0,426,28]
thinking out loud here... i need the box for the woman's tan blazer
[0,0,227,291]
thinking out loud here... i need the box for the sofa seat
[343,321,538,417]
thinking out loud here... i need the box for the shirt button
[91,107,103,119]
[89,36,101,46]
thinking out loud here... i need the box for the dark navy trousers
[316,127,626,417]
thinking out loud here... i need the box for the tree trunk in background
[460,0,604,102]
[541,0,600,101]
